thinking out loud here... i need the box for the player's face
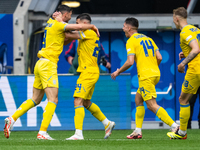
[123,23,130,38]
[63,11,72,23]
[76,18,81,24]
[173,14,179,29]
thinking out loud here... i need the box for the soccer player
[64,13,115,140]
[3,5,100,140]
[167,7,200,139]
[111,17,178,139]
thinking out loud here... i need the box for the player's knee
[74,97,84,106]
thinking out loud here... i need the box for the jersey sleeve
[55,21,68,31]
[78,30,95,40]
[180,31,196,46]
[126,39,135,56]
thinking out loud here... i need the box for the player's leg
[197,88,200,129]
[167,91,191,139]
[187,93,197,129]
[145,98,177,128]
[84,100,115,139]
[85,72,115,139]
[36,59,58,140]
[66,72,86,140]
[139,77,177,131]
[127,92,144,139]
[37,87,58,140]
[167,73,199,139]
[4,87,44,139]
[4,60,44,138]
[66,97,85,140]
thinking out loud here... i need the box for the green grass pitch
[0,129,200,150]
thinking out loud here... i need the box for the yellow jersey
[76,29,99,73]
[126,33,160,80]
[37,18,68,64]
[180,25,200,74]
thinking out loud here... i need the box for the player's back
[127,33,160,80]
[77,29,99,73]
[180,25,200,74]
[37,18,67,64]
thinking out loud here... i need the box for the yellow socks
[179,104,190,131]
[74,106,85,130]
[12,99,36,121]
[39,101,56,131]
[86,103,106,122]
[155,106,174,126]
[135,106,145,128]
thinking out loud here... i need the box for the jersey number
[140,40,154,57]
[197,33,200,42]
[42,30,47,48]
[92,40,100,57]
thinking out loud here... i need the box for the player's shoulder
[181,25,195,34]
[84,29,98,37]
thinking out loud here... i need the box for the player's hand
[68,56,74,65]
[111,69,120,80]
[92,25,100,37]
[179,52,185,60]
[106,62,111,69]
[178,63,185,73]
[52,11,61,19]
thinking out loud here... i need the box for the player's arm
[65,24,100,37]
[111,55,135,80]
[179,51,185,60]
[64,31,80,45]
[156,50,162,66]
[178,40,200,73]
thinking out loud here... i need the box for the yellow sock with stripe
[86,103,106,122]
[74,106,85,130]
[12,99,36,121]
[39,101,57,131]
[179,104,190,131]
[135,105,145,128]
[155,106,174,126]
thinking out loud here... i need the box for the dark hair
[173,7,187,19]
[76,13,92,23]
[56,5,72,14]
[125,17,139,28]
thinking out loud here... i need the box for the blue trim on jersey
[188,39,196,46]
[64,24,68,31]
[79,31,82,39]
[155,106,161,115]
[75,106,84,109]
[31,99,37,106]
[180,104,190,107]
[127,53,135,56]
[155,49,159,51]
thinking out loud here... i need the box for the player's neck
[129,30,138,37]
[179,20,188,30]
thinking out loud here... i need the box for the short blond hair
[173,7,187,19]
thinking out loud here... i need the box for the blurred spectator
[64,40,111,74]
[188,87,200,129]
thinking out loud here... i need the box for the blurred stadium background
[0,0,200,131]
